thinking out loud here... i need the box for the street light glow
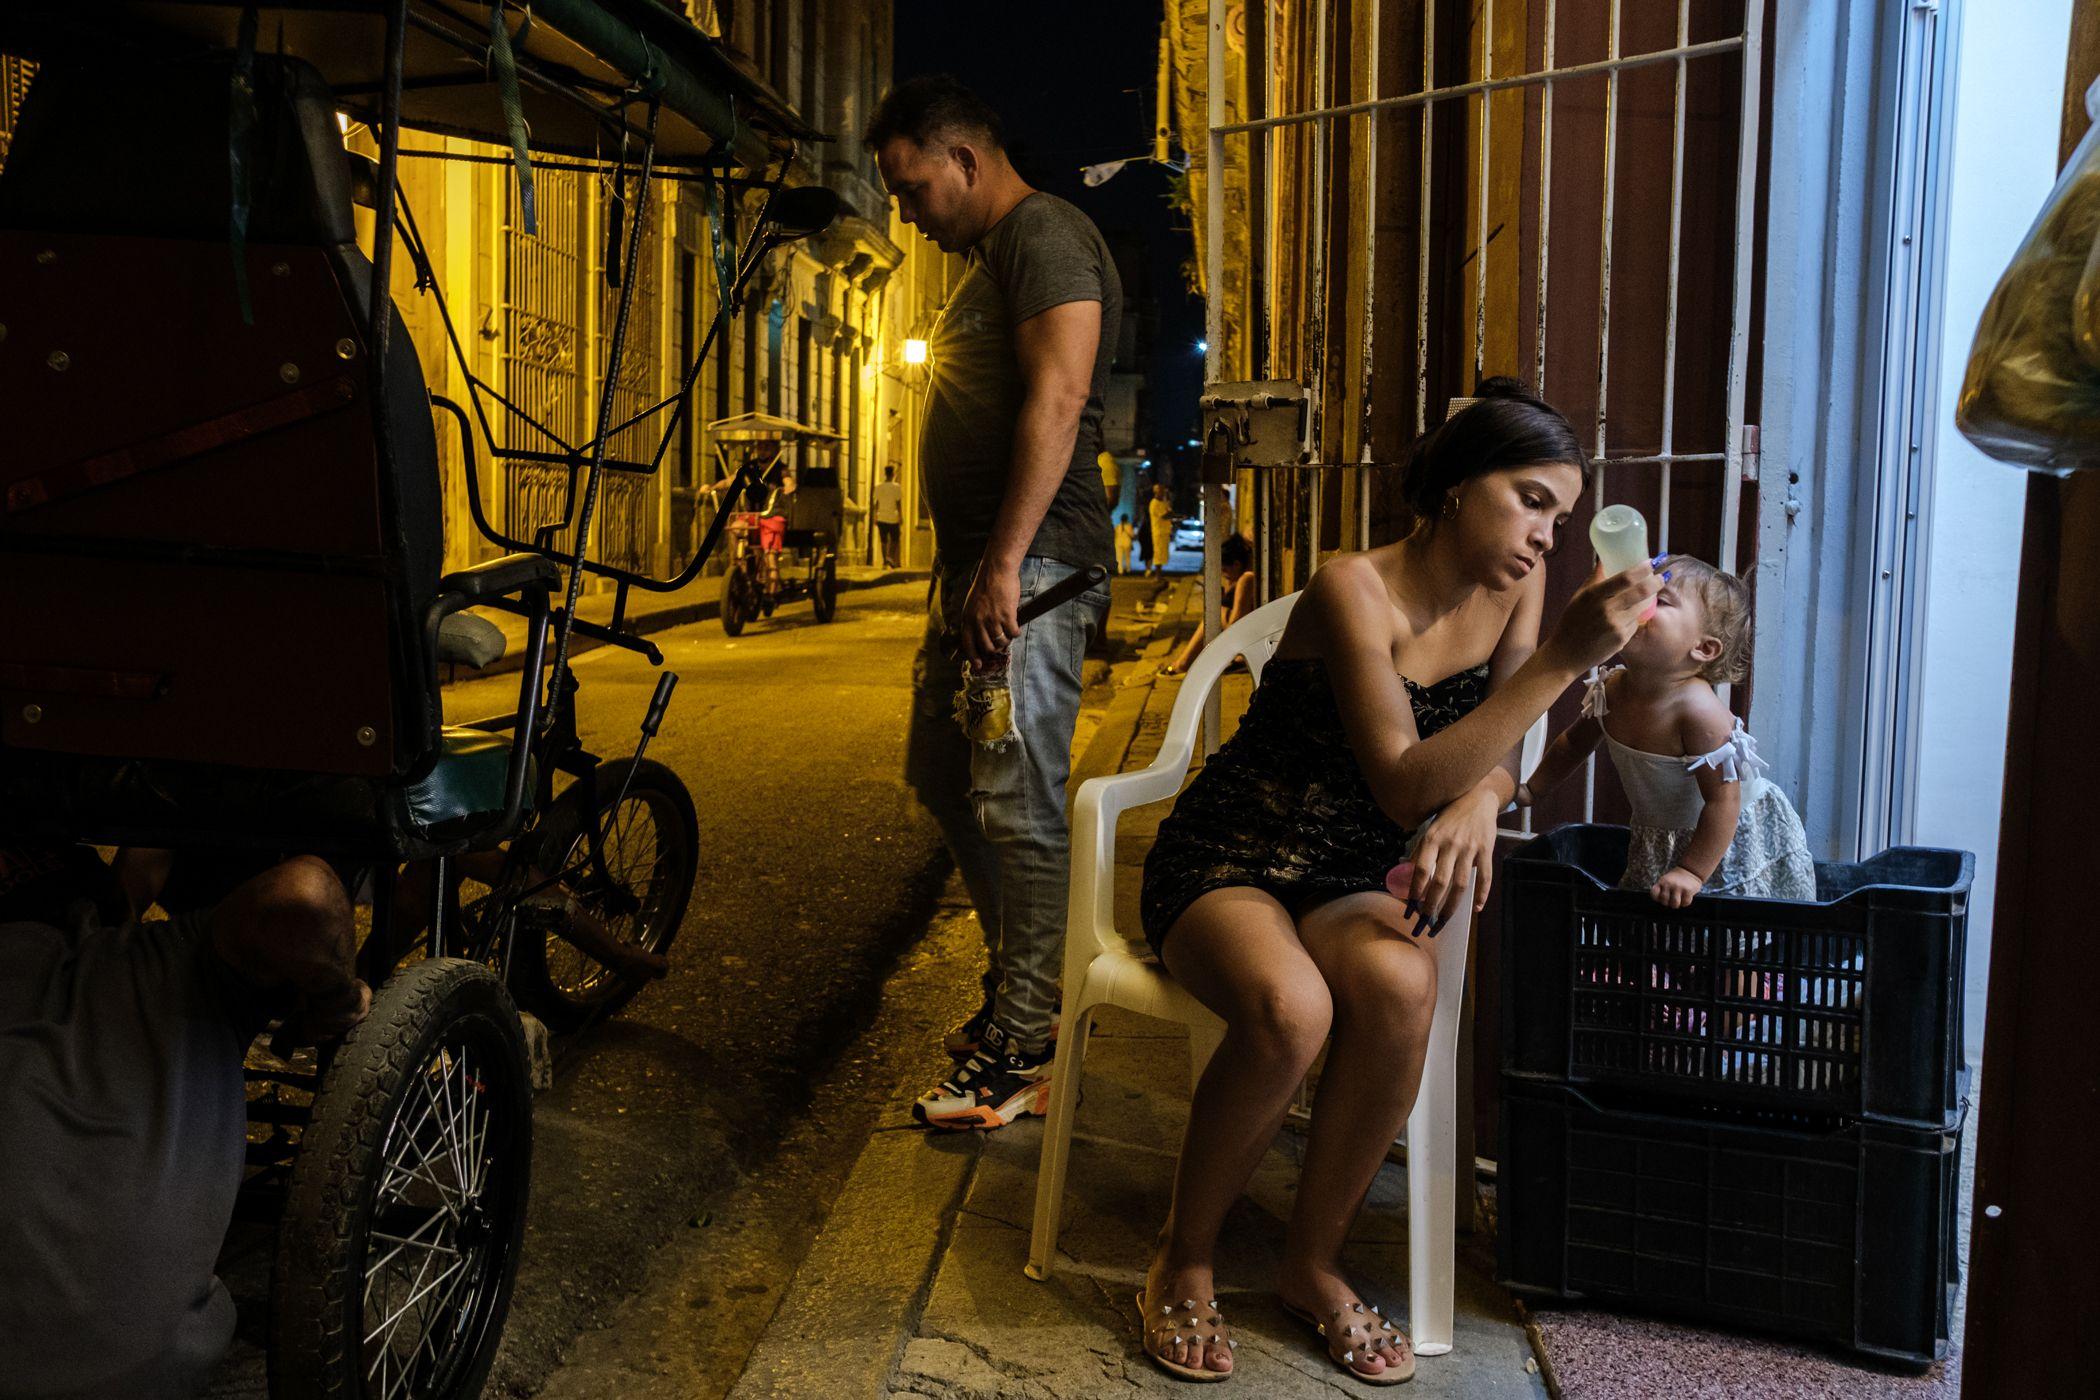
[1195,339,1208,354]
[902,338,929,365]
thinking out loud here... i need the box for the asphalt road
[204,579,961,1397]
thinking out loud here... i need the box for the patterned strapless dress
[1139,657,1488,955]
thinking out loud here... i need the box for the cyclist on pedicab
[703,438,796,595]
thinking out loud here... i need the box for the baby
[1517,554,1815,905]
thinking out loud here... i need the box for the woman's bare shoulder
[1286,554,1395,652]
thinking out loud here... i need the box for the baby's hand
[1649,867,1704,909]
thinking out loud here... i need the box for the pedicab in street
[0,1,840,1394]
[705,413,847,634]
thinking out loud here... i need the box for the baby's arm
[1515,714,1603,808]
[1651,694,1743,908]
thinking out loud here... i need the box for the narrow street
[205,579,959,1396]
[203,574,1175,1399]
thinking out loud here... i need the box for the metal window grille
[502,166,587,549]
[1201,0,1765,828]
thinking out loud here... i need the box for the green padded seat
[402,726,527,835]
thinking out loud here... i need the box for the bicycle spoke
[366,1254,467,1348]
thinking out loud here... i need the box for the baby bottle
[1590,503,1657,622]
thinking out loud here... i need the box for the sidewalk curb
[726,594,1173,1398]
[449,568,926,682]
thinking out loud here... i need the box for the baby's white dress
[1584,668,1816,900]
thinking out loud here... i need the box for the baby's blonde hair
[1660,555,1752,684]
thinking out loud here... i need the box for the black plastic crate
[1497,1079,1965,1368]
[1501,825,1973,1128]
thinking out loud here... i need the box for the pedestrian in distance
[1113,513,1134,576]
[872,463,906,569]
[1148,482,1176,577]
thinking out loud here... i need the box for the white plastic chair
[1024,590,1545,1359]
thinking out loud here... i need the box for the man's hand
[959,559,1023,666]
[1649,866,1704,909]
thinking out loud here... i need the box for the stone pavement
[731,572,1551,1399]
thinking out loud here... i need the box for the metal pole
[1356,0,1381,553]
[1584,0,1622,823]
[1519,0,1558,839]
[1659,0,1690,551]
[1532,0,1555,400]
[1475,0,1494,384]
[1721,0,1767,720]
[1415,0,1436,437]
[1203,0,1227,756]
[1307,0,1330,576]
[1719,0,1767,581]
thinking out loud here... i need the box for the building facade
[0,5,956,581]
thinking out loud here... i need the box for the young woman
[1130,379,1659,1384]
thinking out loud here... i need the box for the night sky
[893,1,1207,476]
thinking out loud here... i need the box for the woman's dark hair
[1221,533,1254,571]
[863,75,1005,152]
[1401,377,1589,530]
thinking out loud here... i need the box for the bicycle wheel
[271,958,531,1400]
[507,757,697,1033]
[721,568,751,636]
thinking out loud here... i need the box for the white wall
[1914,0,2070,1061]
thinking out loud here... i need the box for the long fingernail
[1651,553,1667,568]
[1661,569,1673,581]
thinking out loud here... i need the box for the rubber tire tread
[811,561,838,622]
[269,958,532,1400]
[508,757,698,1033]
[721,571,748,636]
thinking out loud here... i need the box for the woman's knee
[1234,975,1333,1063]
[1332,942,1437,1036]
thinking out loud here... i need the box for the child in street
[1113,513,1134,575]
[1517,554,1815,905]
[1146,484,1176,577]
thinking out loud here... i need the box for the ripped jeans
[903,556,1110,1055]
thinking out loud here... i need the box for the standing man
[871,464,906,569]
[868,76,1117,1130]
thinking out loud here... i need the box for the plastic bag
[1957,79,2100,473]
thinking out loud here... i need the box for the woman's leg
[1278,890,1437,1375]
[1143,886,1334,1376]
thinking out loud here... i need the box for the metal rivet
[272,261,291,277]
[35,248,55,265]
[22,704,43,724]
[355,725,377,746]
[46,350,69,372]
[280,362,301,384]
[335,337,357,360]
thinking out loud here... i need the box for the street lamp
[1195,339,1208,354]
[902,338,929,365]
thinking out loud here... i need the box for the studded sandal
[1133,1293,1236,1383]
[1279,1298,1415,1385]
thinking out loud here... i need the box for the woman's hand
[1405,784,1504,931]
[1543,559,1664,675]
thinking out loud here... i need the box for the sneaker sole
[915,1077,1051,1131]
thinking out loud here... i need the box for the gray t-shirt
[921,192,1120,573]
[0,902,255,1399]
